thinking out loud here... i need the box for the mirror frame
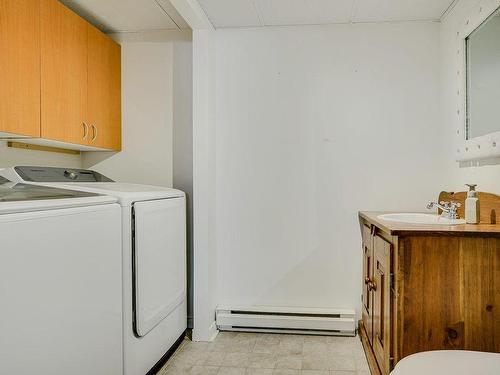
[456,0,500,161]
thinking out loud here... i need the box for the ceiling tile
[197,0,261,28]
[254,0,354,26]
[60,0,185,32]
[353,0,455,22]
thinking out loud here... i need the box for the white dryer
[0,176,123,375]
[2,166,187,375]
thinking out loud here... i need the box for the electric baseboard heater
[216,305,356,336]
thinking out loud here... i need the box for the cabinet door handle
[82,122,89,140]
[364,277,371,285]
[91,124,97,142]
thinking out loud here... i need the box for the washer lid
[0,180,101,202]
[0,176,117,214]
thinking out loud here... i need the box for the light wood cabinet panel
[87,24,121,151]
[461,237,500,352]
[40,0,88,145]
[0,0,41,137]
[401,236,463,356]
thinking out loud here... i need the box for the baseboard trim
[208,321,219,341]
[192,320,219,342]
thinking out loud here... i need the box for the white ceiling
[198,0,457,28]
[60,0,189,32]
[57,0,458,32]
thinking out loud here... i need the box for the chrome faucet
[427,201,462,220]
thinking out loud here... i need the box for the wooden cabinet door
[0,0,40,137]
[372,234,392,374]
[41,0,88,145]
[361,224,374,344]
[87,24,121,151]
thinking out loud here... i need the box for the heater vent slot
[230,310,342,319]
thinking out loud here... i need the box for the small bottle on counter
[465,184,480,224]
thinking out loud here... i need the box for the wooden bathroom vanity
[358,193,500,375]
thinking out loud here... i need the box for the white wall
[172,37,194,328]
[83,30,191,187]
[171,0,218,342]
[214,22,447,315]
[0,141,81,169]
[192,28,218,341]
[441,0,500,193]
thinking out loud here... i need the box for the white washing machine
[0,175,123,375]
[1,166,188,375]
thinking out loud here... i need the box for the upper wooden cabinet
[41,0,121,150]
[0,0,121,151]
[0,0,41,137]
[87,24,121,150]
[41,0,88,146]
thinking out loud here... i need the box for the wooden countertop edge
[359,211,500,236]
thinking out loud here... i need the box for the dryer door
[133,197,186,337]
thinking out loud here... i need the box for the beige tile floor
[157,332,370,375]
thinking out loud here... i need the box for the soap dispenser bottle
[465,184,480,224]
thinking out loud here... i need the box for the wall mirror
[456,0,500,161]
[466,7,500,140]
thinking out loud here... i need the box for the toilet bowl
[391,350,500,375]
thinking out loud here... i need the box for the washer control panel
[14,166,114,183]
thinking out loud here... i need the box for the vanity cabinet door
[361,224,374,344]
[372,234,392,374]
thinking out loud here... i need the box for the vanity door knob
[364,277,371,285]
[368,281,377,292]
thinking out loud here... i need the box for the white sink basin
[377,213,466,225]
